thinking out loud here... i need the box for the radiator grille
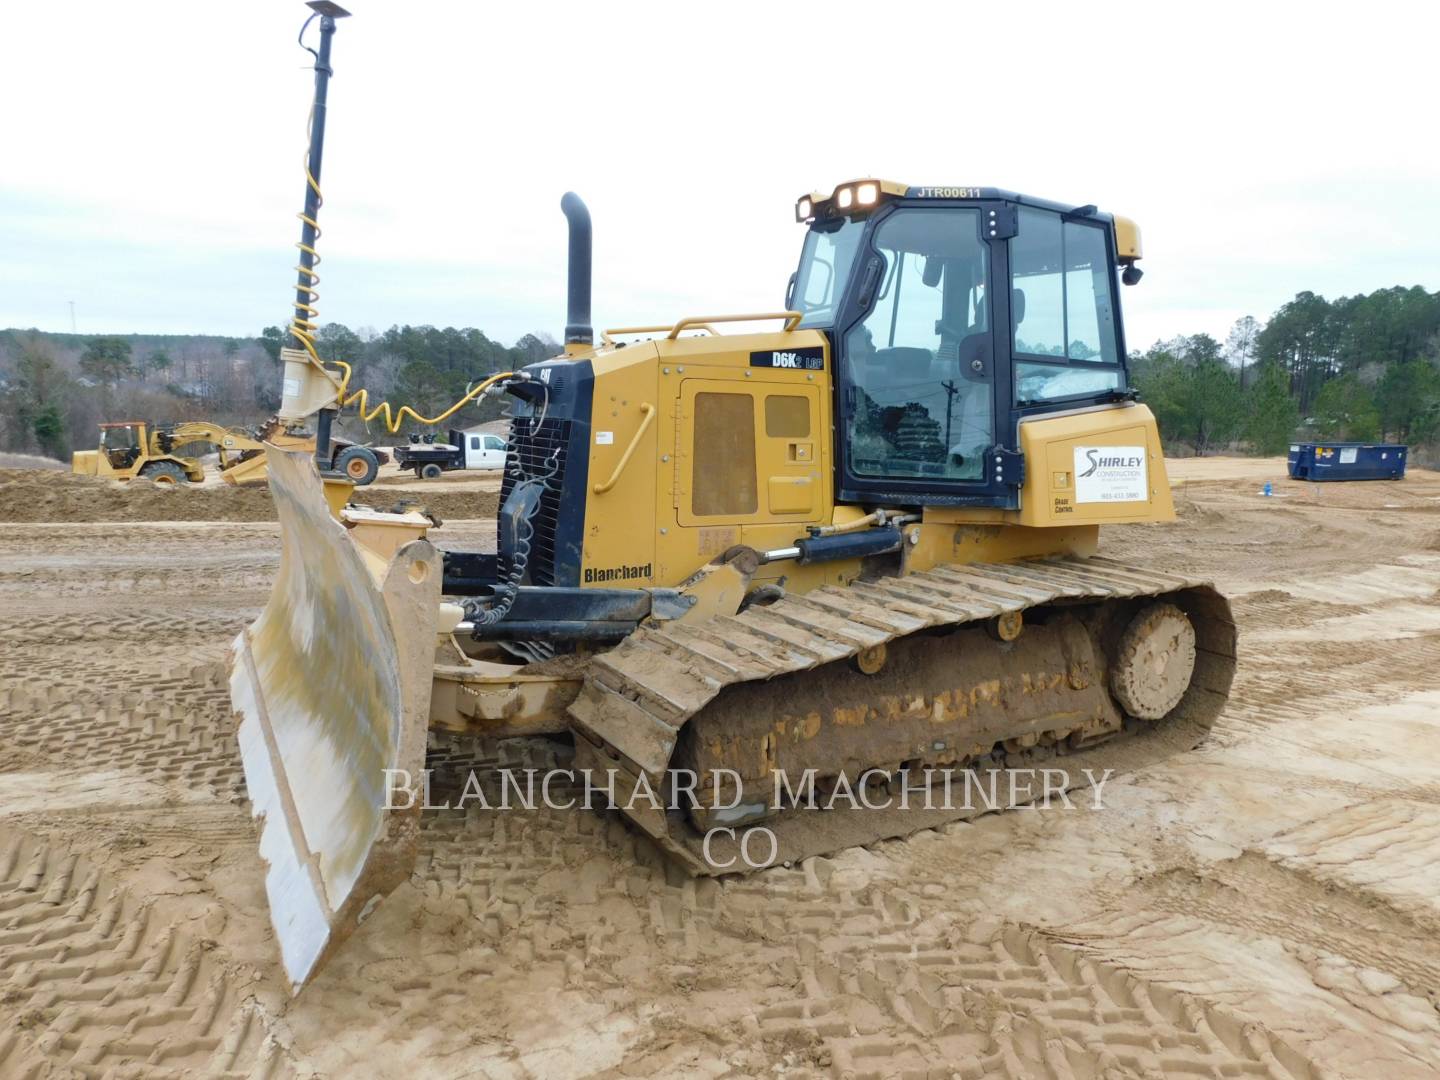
[499,414,570,587]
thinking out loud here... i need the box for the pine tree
[1245,363,1300,455]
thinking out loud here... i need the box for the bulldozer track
[0,825,290,1080]
[569,556,1236,874]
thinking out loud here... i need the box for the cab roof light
[794,180,927,223]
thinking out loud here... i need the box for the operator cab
[100,422,144,470]
[789,181,1140,509]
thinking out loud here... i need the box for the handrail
[602,323,719,346]
[600,311,805,345]
[592,403,656,495]
[666,311,803,339]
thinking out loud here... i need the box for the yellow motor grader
[232,4,1235,991]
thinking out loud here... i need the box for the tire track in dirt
[0,826,291,1079]
[0,566,275,601]
[1120,847,1440,1007]
[278,739,1321,1078]
[0,610,252,646]
[1044,903,1440,1079]
[0,657,246,802]
[790,920,1322,1079]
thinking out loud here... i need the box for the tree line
[1131,285,1440,456]
[0,324,559,459]
[3,283,1438,462]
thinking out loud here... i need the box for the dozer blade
[229,448,441,992]
[220,452,271,486]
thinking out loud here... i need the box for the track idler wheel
[989,610,1024,642]
[852,643,888,676]
[1110,602,1197,720]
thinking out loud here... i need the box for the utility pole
[68,300,76,333]
[941,380,959,459]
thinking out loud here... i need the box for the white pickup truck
[394,428,506,479]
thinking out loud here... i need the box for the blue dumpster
[1287,442,1407,481]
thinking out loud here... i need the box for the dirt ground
[0,466,501,523]
[1165,455,1292,482]
[2,459,1439,1078]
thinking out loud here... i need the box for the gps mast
[276,1,351,472]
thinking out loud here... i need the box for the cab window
[793,217,865,328]
[1010,208,1123,403]
[843,208,993,482]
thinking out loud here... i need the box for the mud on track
[2,463,1439,1078]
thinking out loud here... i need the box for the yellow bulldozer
[232,5,1236,992]
[71,418,387,486]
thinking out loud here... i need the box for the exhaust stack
[560,192,592,350]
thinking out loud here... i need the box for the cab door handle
[855,256,882,310]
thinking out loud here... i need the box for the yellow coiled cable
[288,107,325,366]
[287,110,515,434]
[332,364,516,433]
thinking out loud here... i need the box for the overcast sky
[2,1,1436,352]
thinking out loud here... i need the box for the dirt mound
[0,468,275,523]
[0,468,498,523]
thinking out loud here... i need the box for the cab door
[677,379,823,527]
[832,202,1021,508]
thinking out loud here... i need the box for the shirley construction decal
[1074,445,1148,503]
